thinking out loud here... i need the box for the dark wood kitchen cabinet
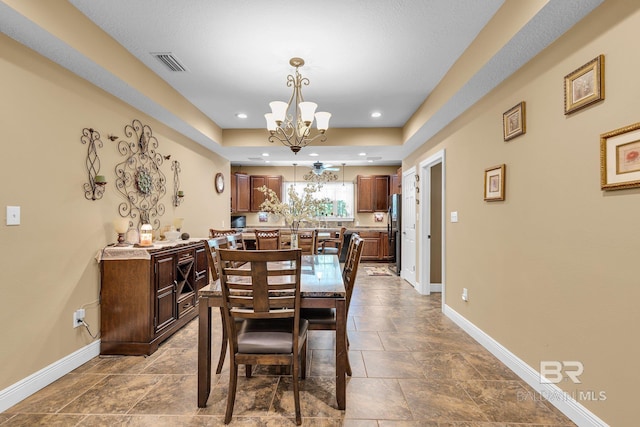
[231,172,250,213]
[358,231,393,262]
[250,175,283,212]
[357,175,390,212]
[100,241,208,355]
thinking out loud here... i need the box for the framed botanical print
[484,164,506,201]
[564,55,604,115]
[600,122,640,190]
[503,102,526,141]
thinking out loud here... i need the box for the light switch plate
[6,206,20,226]
[450,211,458,223]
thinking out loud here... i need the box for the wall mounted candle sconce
[81,128,108,200]
[172,160,184,207]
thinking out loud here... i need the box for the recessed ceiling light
[262,152,269,157]
[358,152,367,156]
[236,113,248,119]
[367,160,373,163]
[265,160,270,163]
[309,152,319,157]
[371,112,382,118]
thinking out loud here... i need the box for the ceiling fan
[310,161,340,175]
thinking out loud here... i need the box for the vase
[290,233,298,249]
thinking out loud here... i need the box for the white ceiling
[1,0,603,166]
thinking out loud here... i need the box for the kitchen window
[284,181,355,221]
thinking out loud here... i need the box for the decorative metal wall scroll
[81,128,107,200]
[172,160,184,207]
[303,170,338,183]
[114,119,167,228]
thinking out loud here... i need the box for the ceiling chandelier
[265,57,331,154]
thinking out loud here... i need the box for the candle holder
[139,223,154,246]
[173,217,184,232]
[172,160,184,207]
[113,218,130,246]
[81,128,108,200]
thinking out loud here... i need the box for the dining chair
[216,248,307,425]
[297,229,318,255]
[302,234,364,376]
[203,237,241,375]
[318,226,346,256]
[209,228,238,238]
[226,232,245,251]
[254,229,281,250]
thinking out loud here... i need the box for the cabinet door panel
[374,176,390,212]
[250,175,282,212]
[357,176,374,212]
[235,173,250,212]
[154,254,176,333]
[250,175,267,212]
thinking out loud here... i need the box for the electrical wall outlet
[73,309,85,328]
[462,288,469,302]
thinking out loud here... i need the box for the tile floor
[2,264,575,426]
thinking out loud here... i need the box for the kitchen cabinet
[100,241,208,355]
[358,231,393,262]
[390,167,402,194]
[231,173,250,213]
[250,175,283,212]
[357,175,390,212]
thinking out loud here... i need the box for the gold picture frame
[600,122,640,191]
[484,164,506,201]
[564,55,604,115]
[503,101,526,141]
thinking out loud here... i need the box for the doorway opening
[418,150,445,306]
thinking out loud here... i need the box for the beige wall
[403,1,640,424]
[0,34,229,390]
[230,165,399,228]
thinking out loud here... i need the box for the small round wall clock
[215,172,225,193]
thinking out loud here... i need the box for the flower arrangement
[258,183,331,235]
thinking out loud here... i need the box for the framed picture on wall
[600,122,640,190]
[484,164,506,201]
[503,101,526,141]
[564,55,604,115]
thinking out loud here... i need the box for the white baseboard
[430,283,442,293]
[0,340,100,413]
[443,306,609,427]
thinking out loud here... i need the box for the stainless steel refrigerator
[388,193,401,275]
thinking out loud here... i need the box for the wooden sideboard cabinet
[100,241,208,355]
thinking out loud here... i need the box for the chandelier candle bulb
[315,112,331,132]
[299,102,317,125]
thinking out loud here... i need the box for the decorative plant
[258,183,331,235]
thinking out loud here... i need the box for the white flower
[258,183,331,234]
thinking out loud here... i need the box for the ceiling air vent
[151,52,187,72]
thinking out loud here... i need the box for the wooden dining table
[197,254,347,410]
